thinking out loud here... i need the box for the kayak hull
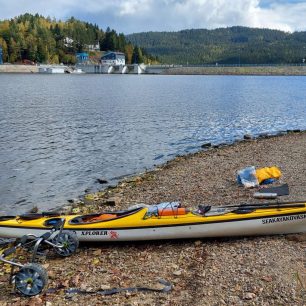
[0,206,305,242]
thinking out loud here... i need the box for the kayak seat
[85,213,117,222]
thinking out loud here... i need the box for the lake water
[0,74,306,214]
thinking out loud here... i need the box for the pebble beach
[0,131,305,305]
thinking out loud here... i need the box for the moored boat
[0,201,305,242]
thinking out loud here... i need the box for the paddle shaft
[208,203,305,213]
[212,200,306,209]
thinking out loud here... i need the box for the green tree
[0,13,155,64]
[101,27,117,51]
[0,37,8,61]
[132,46,143,63]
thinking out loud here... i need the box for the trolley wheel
[53,231,79,257]
[15,263,48,296]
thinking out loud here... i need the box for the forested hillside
[0,14,157,64]
[127,27,306,65]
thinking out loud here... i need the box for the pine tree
[132,46,143,64]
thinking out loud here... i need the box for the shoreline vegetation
[1,15,305,67]
[1,64,306,75]
[0,131,306,304]
[164,65,306,76]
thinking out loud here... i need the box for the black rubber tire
[15,263,48,296]
[53,231,79,257]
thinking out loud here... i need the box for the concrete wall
[1,63,306,76]
[0,64,39,73]
[163,65,306,76]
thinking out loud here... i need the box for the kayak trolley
[0,218,79,296]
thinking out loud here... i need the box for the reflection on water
[0,74,306,214]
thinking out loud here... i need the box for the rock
[276,131,287,136]
[228,295,240,303]
[28,296,43,305]
[93,249,102,256]
[258,133,269,138]
[71,296,79,302]
[60,206,72,214]
[173,270,182,276]
[27,206,38,213]
[286,233,306,242]
[244,134,252,140]
[243,292,256,300]
[84,194,96,205]
[96,178,108,184]
[71,207,81,214]
[103,196,121,206]
[46,301,53,306]
[84,194,95,201]
[100,284,111,290]
[287,129,301,133]
[125,176,143,183]
[217,143,228,148]
[261,275,273,282]
[201,143,212,149]
[72,275,80,286]
[194,240,202,246]
[67,199,74,203]
[10,298,21,303]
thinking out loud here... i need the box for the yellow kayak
[0,202,305,241]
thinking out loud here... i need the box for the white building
[101,52,125,66]
[64,37,74,48]
[87,43,100,51]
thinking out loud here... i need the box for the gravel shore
[0,132,305,305]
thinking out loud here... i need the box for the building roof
[103,51,125,56]
[76,52,89,57]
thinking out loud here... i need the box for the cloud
[118,0,152,16]
[258,1,306,31]
[0,0,305,33]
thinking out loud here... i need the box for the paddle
[212,200,306,209]
[202,202,306,216]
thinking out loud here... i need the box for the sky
[0,0,306,34]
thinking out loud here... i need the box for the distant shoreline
[1,64,306,75]
[163,65,306,76]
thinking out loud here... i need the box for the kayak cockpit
[68,207,145,224]
[68,202,194,224]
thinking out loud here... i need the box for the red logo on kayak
[109,230,119,239]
